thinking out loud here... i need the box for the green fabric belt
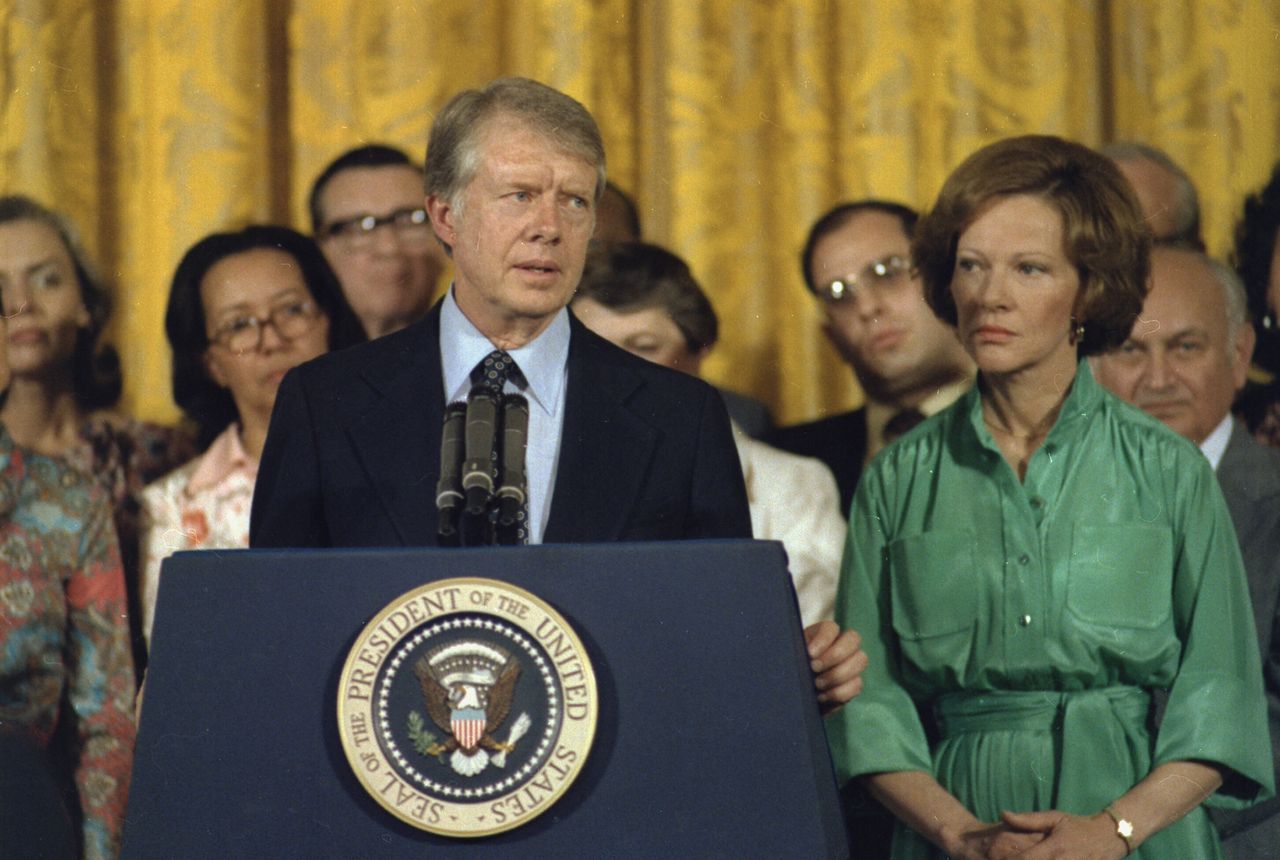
[933,687,1152,811]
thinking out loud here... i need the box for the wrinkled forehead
[0,218,74,267]
[1140,251,1229,335]
[468,112,603,195]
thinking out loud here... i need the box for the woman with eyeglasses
[137,226,366,646]
[0,195,197,683]
[826,136,1272,858]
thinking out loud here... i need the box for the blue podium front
[124,541,848,858]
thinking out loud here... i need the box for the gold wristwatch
[1104,806,1134,856]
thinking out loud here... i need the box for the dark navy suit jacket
[249,303,752,548]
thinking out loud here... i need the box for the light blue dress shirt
[439,289,569,544]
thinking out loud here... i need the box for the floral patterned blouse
[0,425,136,860]
[62,415,197,674]
[138,424,257,646]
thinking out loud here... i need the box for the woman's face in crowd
[949,194,1081,379]
[200,248,330,423]
[570,297,704,375]
[0,219,90,381]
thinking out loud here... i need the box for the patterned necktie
[471,350,525,393]
[470,350,528,543]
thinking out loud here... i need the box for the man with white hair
[1094,246,1280,859]
[253,77,866,712]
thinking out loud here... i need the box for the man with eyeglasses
[767,200,971,858]
[770,201,973,512]
[310,144,448,338]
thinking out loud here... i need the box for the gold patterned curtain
[3,0,1278,425]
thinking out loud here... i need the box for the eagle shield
[414,639,526,776]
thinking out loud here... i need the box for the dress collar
[964,359,1104,451]
[186,424,256,496]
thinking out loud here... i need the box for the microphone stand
[460,385,498,546]
[494,394,529,545]
[438,387,530,547]
[435,401,468,546]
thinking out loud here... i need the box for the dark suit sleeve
[1210,564,1280,845]
[687,383,753,540]
[249,368,330,548]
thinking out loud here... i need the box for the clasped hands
[947,809,1131,860]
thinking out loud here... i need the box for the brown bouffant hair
[913,134,1151,358]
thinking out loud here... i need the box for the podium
[124,541,849,858]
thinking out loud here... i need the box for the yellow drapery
[3,1,1278,426]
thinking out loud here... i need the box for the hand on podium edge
[805,621,867,716]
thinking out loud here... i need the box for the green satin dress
[827,363,1273,859]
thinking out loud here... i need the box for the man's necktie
[883,408,925,443]
[471,350,528,543]
[472,350,526,393]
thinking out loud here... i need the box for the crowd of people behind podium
[2,74,1280,858]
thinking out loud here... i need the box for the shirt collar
[187,424,256,496]
[1199,413,1233,471]
[965,359,1104,450]
[866,374,973,460]
[440,287,570,417]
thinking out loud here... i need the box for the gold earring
[1070,316,1085,344]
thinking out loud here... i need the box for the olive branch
[406,710,439,758]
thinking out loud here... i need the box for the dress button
[1030,497,1043,509]
[1018,554,1031,566]
[1019,614,1032,627]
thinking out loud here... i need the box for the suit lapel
[344,306,446,545]
[1218,421,1264,539]
[544,319,659,543]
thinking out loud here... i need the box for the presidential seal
[337,578,597,837]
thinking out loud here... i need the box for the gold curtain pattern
[2,0,1278,425]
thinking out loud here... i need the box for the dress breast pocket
[887,529,979,642]
[1067,523,1173,628]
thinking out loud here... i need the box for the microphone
[435,401,467,546]
[460,385,499,544]
[495,394,529,545]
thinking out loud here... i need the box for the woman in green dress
[827,135,1273,859]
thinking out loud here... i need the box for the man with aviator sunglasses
[770,201,973,512]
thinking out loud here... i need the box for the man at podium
[249,77,865,711]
